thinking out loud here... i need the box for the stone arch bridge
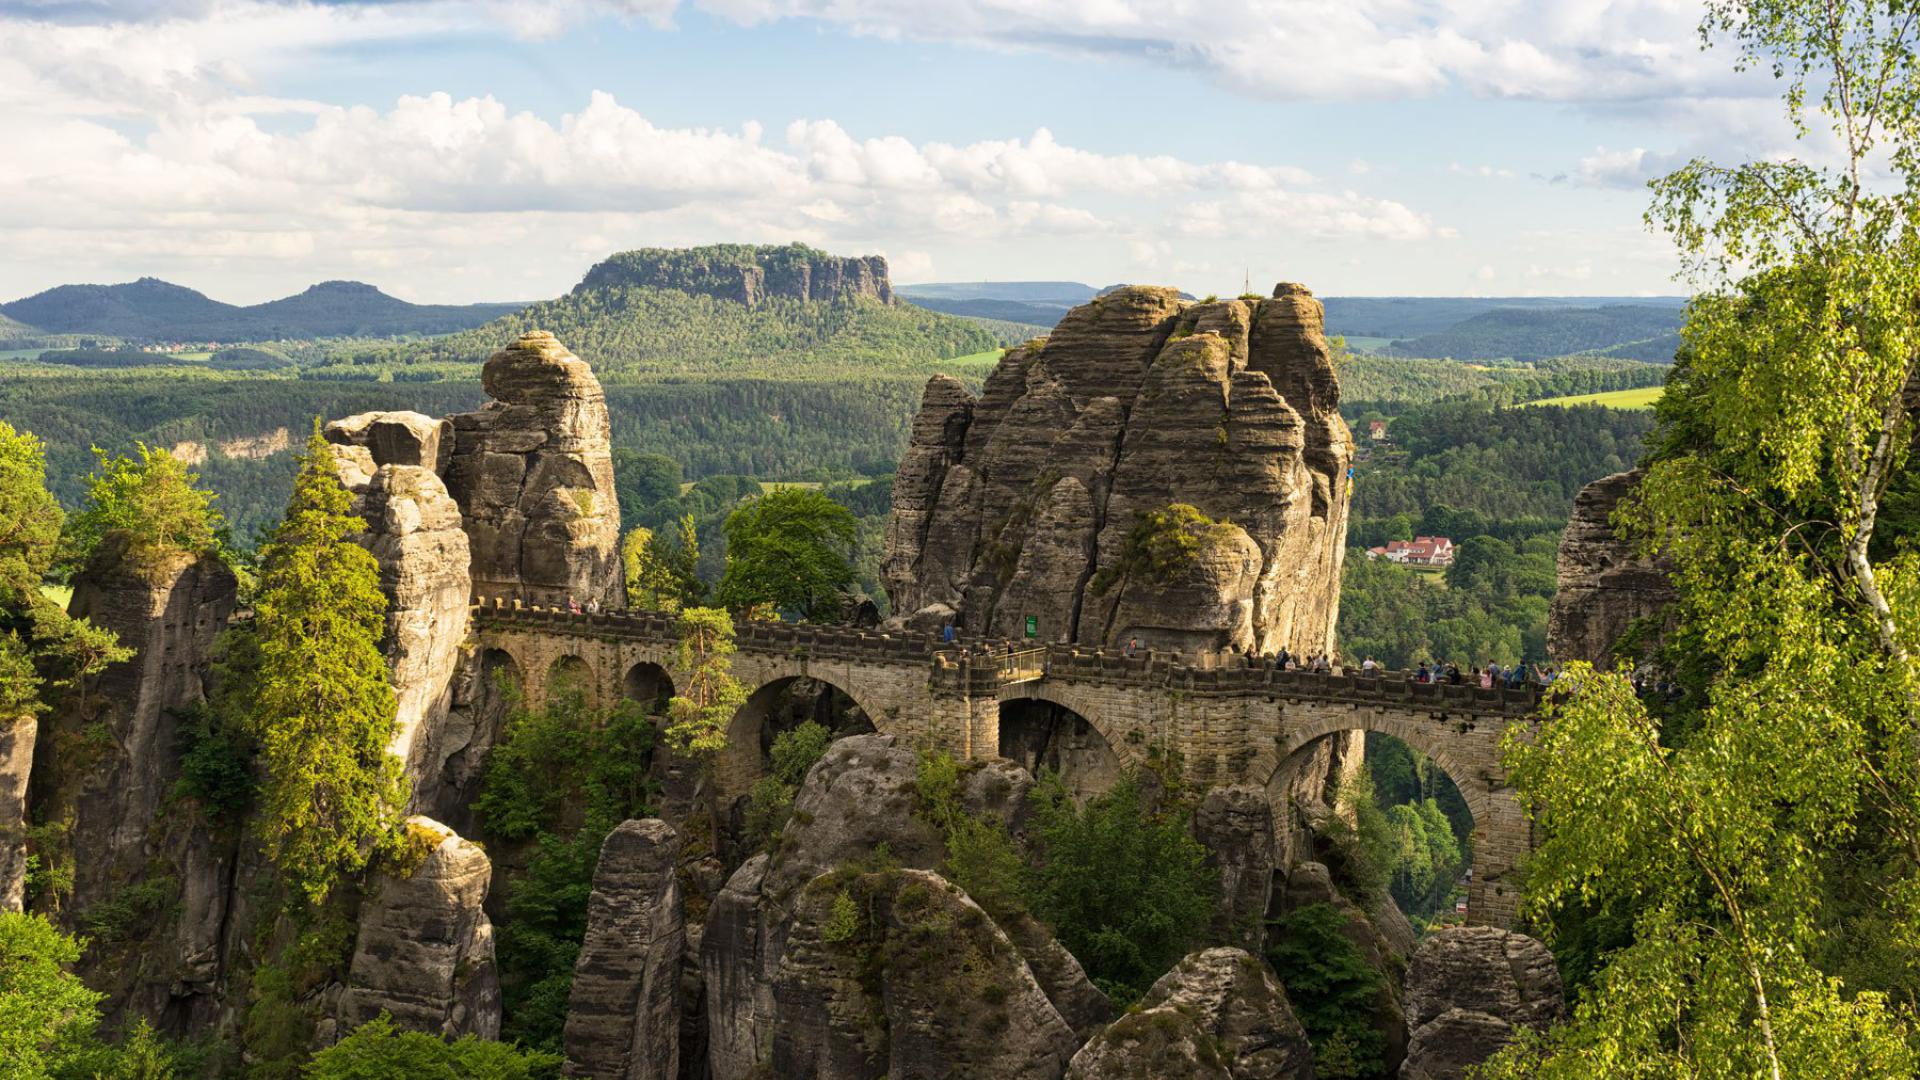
[470,598,1540,927]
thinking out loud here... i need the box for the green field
[1522,385,1664,410]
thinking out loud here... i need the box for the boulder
[324,410,451,472]
[0,717,34,912]
[702,735,1058,1079]
[564,819,684,1080]
[340,817,501,1039]
[1067,947,1314,1079]
[1549,469,1676,669]
[1401,926,1563,1080]
[883,284,1352,655]
[328,452,471,797]
[772,868,1079,1080]
[1194,785,1276,952]
[444,331,624,609]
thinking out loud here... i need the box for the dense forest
[349,290,1002,377]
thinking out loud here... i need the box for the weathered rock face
[1067,947,1315,1080]
[885,284,1352,654]
[1549,469,1676,669]
[39,539,236,910]
[444,331,623,609]
[773,868,1080,1080]
[326,433,471,797]
[0,717,35,912]
[563,819,684,1080]
[1194,785,1276,952]
[1401,926,1563,1080]
[340,816,500,1041]
[576,245,893,307]
[701,735,1094,1079]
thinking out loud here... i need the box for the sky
[0,0,1817,304]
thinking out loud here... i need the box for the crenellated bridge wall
[469,598,1539,927]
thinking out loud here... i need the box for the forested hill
[361,261,1001,377]
[0,278,525,340]
[1381,304,1685,362]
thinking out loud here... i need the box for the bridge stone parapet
[468,599,1539,927]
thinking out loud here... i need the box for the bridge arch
[714,672,884,799]
[623,660,675,713]
[545,654,599,709]
[1264,706,1526,927]
[996,683,1128,800]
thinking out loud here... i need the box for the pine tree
[247,428,402,904]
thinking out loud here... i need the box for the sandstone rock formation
[701,734,1093,1079]
[1194,785,1277,952]
[1549,468,1676,669]
[576,244,893,307]
[45,539,238,911]
[339,816,500,1040]
[563,819,685,1080]
[445,331,623,609]
[885,284,1352,654]
[0,716,34,912]
[773,868,1080,1079]
[326,421,471,794]
[1067,947,1315,1080]
[1401,926,1563,1080]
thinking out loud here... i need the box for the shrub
[1265,903,1386,1079]
[306,1014,562,1079]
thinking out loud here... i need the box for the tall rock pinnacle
[883,284,1353,655]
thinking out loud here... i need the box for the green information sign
[1025,615,1038,638]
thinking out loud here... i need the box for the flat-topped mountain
[395,243,996,375]
[0,277,526,340]
[576,243,893,307]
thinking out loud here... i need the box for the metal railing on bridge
[997,647,1048,685]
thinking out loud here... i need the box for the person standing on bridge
[943,622,955,645]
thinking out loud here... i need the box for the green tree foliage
[1338,535,1557,669]
[1264,903,1387,1080]
[0,911,180,1079]
[0,421,129,736]
[473,689,657,1051]
[716,488,859,620]
[612,449,682,513]
[305,1015,561,1079]
[1350,399,1652,526]
[1485,4,1920,1076]
[246,430,403,905]
[662,606,748,754]
[740,721,833,852]
[621,518,702,612]
[58,442,224,577]
[1022,772,1214,1003]
[1338,355,1667,411]
[1384,801,1464,922]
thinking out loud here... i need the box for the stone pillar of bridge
[1466,785,1528,929]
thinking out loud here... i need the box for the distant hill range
[900,282,1689,362]
[1378,304,1686,363]
[896,281,1198,325]
[382,243,1000,375]
[0,278,527,341]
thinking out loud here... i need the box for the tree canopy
[1487,3,1920,1076]
[716,487,859,621]
[246,429,403,905]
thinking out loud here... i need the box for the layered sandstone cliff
[1548,469,1676,669]
[884,284,1352,653]
[575,244,893,307]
